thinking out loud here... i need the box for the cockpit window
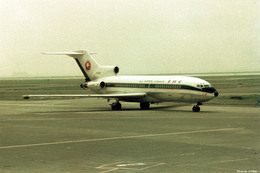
[197,84,212,88]
[197,84,205,88]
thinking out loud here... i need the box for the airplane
[23,50,219,112]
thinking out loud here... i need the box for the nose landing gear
[192,102,202,112]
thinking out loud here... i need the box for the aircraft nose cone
[214,91,219,97]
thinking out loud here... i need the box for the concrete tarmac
[0,98,259,173]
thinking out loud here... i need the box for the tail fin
[43,50,119,81]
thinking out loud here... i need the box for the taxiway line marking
[96,161,166,172]
[99,168,118,173]
[214,158,249,163]
[0,128,242,149]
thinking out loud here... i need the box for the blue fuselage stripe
[105,83,214,93]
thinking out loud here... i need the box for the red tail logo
[85,61,91,71]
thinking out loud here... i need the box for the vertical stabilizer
[43,49,119,81]
[73,50,100,81]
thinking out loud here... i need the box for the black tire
[111,102,121,110]
[140,102,150,110]
[192,106,200,112]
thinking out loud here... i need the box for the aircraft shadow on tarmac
[32,104,219,114]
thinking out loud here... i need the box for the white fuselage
[86,75,217,103]
[38,50,219,111]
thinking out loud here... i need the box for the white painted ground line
[0,128,242,149]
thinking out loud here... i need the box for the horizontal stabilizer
[42,52,83,57]
[42,50,99,81]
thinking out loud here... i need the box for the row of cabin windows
[109,83,146,88]
[153,84,181,89]
[107,83,181,89]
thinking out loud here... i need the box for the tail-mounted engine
[93,66,119,79]
[80,81,106,90]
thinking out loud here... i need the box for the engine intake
[100,81,106,88]
[93,66,120,78]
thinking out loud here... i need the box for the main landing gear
[192,102,202,112]
[140,102,150,110]
[110,101,151,110]
[111,101,121,110]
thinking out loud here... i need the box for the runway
[0,98,259,173]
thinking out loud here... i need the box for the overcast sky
[0,0,259,77]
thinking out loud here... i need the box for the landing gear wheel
[111,102,121,110]
[140,102,150,110]
[192,105,200,112]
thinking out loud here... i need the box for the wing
[22,93,147,99]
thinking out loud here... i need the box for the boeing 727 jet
[23,50,219,112]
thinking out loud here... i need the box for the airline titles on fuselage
[138,80,182,84]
